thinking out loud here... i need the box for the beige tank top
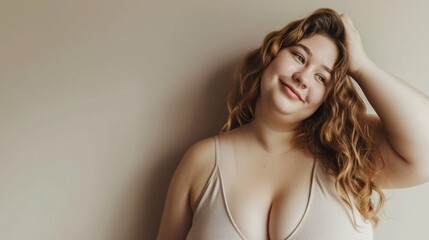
[186,135,373,240]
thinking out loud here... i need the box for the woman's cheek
[275,58,296,74]
[311,88,327,106]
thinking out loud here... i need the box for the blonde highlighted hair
[220,8,385,226]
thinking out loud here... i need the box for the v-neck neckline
[214,135,317,240]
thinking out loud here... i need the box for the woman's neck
[242,100,300,155]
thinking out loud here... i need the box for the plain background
[1,0,428,239]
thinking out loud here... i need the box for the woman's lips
[280,81,303,101]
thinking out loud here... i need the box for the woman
[157,8,429,240]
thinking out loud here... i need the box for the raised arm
[341,14,429,188]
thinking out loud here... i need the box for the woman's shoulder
[178,130,239,183]
[181,130,237,167]
[170,136,217,189]
[181,136,216,168]
[178,135,220,210]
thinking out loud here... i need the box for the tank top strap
[214,135,220,167]
[191,135,222,214]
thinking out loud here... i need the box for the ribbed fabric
[186,135,373,240]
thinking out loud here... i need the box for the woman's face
[259,33,339,123]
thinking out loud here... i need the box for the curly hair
[220,8,385,226]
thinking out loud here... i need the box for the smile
[279,80,303,101]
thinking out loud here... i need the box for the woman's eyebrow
[293,43,333,75]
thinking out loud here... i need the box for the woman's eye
[294,53,305,63]
[316,75,326,82]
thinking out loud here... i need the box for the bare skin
[341,14,429,188]
[156,14,429,240]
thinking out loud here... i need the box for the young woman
[157,8,429,240]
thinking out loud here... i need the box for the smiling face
[258,33,339,124]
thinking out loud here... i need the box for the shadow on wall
[111,57,238,240]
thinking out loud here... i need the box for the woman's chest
[220,152,316,240]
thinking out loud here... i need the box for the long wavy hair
[220,8,385,226]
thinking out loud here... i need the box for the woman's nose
[292,71,309,88]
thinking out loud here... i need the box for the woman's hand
[340,14,373,79]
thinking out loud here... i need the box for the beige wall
[1,0,428,239]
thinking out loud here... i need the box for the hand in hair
[340,14,372,79]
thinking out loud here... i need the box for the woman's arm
[341,14,429,188]
[157,137,216,239]
[156,152,194,240]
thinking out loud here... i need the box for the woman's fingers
[339,13,370,77]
